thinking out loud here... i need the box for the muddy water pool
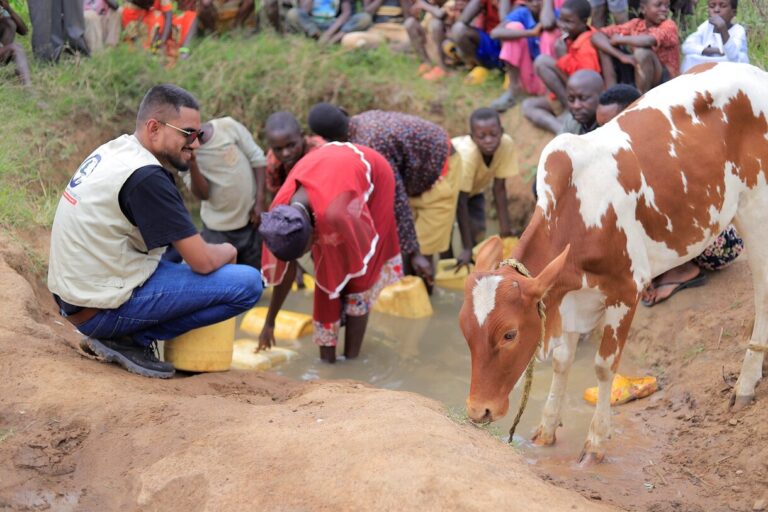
[239,281,647,462]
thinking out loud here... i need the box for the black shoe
[79,337,175,379]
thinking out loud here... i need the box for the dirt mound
[0,235,613,511]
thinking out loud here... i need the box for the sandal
[641,272,707,307]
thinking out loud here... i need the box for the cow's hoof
[730,393,754,412]
[531,428,556,446]
[578,450,604,467]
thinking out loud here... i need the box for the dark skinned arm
[187,154,210,200]
[364,0,386,15]
[539,0,555,29]
[491,22,540,40]
[250,165,267,227]
[417,0,445,18]
[591,30,636,64]
[493,177,514,237]
[173,234,237,274]
[609,33,656,48]
[454,191,475,270]
[318,0,352,43]
[457,0,481,25]
[4,2,28,35]
[258,261,296,351]
[498,0,510,20]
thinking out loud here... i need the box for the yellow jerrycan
[231,338,298,370]
[472,236,519,262]
[240,307,313,340]
[373,276,433,318]
[164,317,236,372]
[435,259,472,290]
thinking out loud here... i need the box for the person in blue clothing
[488,0,558,112]
[284,0,355,43]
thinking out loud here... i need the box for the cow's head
[460,237,569,423]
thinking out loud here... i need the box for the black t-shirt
[118,165,197,250]
[55,165,197,313]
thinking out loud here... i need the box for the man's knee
[225,265,263,309]
[633,47,655,64]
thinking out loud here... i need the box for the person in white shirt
[681,0,748,73]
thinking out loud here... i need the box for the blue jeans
[76,261,262,346]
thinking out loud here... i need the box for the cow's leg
[580,300,637,464]
[732,211,768,410]
[531,331,580,446]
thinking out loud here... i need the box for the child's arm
[2,0,28,36]
[318,0,352,43]
[364,0,386,15]
[456,0,482,26]
[608,33,656,48]
[725,24,750,63]
[493,178,514,237]
[539,0,555,30]
[415,0,445,18]
[490,21,541,41]
[454,192,475,271]
[591,29,637,65]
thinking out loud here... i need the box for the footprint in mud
[14,419,90,476]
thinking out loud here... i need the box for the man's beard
[161,150,190,172]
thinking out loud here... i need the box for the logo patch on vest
[64,154,102,205]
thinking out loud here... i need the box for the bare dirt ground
[0,234,617,511]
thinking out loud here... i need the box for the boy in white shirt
[681,0,748,72]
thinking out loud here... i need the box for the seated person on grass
[0,0,31,86]
[83,0,122,53]
[184,116,267,269]
[530,0,600,113]
[336,0,411,48]
[285,0,353,44]
[451,107,517,268]
[308,103,467,288]
[405,0,465,80]
[589,0,627,29]
[449,0,506,84]
[122,0,198,59]
[522,67,602,135]
[590,0,679,93]
[595,82,639,126]
[488,0,558,112]
[197,0,256,35]
[680,0,748,72]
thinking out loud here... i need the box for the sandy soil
[0,235,616,511]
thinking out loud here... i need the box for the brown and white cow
[459,62,768,464]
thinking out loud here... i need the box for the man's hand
[452,248,473,273]
[258,324,276,351]
[410,252,434,289]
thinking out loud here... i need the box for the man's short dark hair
[562,0,591,20]
[308,102,349,142]
[265,111,302,135]
[598,84,642,110]
[469,107,501,130]
[136,84,199,123]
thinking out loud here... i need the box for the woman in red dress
[259,142,402,363]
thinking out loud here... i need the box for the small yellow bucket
[435,259,472,290]
[231,338,298,370]
[472,236,519,262]
[373,276,433,318]
[240,307,313,340]
[163,317,236,372]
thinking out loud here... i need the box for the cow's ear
[529,245,570,300]
[475,236,503,272]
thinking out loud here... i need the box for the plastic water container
[240,307,313,340]
[163,317,236,372]
[373,276,433,318]
[231,338,297,370]
[472,236,519,262]
[435,259,472,290]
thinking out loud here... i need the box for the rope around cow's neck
[498,258,547,443]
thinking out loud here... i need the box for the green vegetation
[0,34,501,231]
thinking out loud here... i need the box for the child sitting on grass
[590,0,679,93]
[405,0,464,80]
[680,0,748,72]
[531,0,600,112]
[0,0,31,86]
[487,0,558,112]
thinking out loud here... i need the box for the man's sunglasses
[158,120,203,144]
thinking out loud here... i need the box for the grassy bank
[0,34,502,231]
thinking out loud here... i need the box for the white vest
[48,134,167,309]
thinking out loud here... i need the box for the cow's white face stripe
[472,276,504,327]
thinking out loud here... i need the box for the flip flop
[641,272,708,307]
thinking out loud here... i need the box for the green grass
[0,33,501,232]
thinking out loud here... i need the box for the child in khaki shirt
[451,107,518,268]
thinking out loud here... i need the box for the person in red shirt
[264,111,325,195]
[590,0,679,93]
[122,0,198,58]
